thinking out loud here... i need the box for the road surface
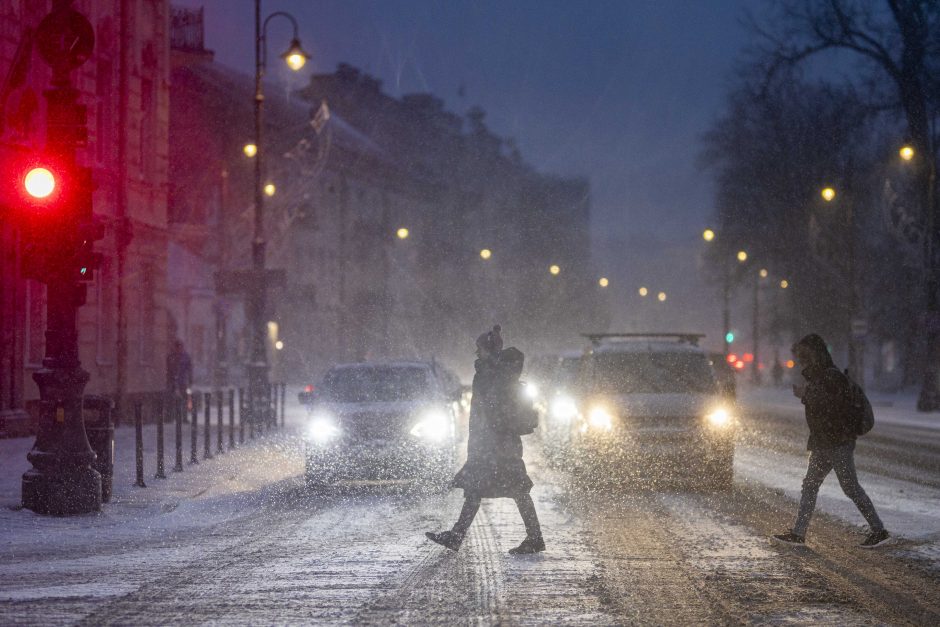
[1,393,938,625]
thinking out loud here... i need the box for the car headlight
[705,407,732,428]
[550,395,578,422]
[410,409,450,442]
[588,406,613,431]
[524,382,540,400]
[306,414,340,443]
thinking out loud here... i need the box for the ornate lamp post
[244,2,309,428]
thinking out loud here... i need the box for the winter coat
[800,363,856,450]
[451,353,534,498]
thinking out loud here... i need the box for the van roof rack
[582,333,705,347]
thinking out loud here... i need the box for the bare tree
[751,0,940,409]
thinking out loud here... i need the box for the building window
[24,280,44,368]
[96,258,115,365]
[139,263,155,364]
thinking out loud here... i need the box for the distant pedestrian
[426,325,544,554]
[166,340,193,412]
[773,333,890,548]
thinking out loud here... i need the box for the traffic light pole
[22,2,100,515]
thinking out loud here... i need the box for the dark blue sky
[176,0,758,247]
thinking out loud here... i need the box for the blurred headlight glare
[550,395,578,422]
[524,382,540,399]
[588,406,613,431]
[411,409,450,442]
[706,408,732,428]
[307,414,340,443]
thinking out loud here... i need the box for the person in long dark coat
[426,325,544,554]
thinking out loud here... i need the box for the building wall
[0,0,170,433]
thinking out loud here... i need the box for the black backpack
[839,369,874,436]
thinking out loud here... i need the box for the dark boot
[425,530,464,551]
[509,536,545,554]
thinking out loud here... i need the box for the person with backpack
[426,325,545,554]
[773,333,890,548]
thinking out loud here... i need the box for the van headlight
[410,409,450,442]
[705,407,732,429]
[588,406,614,431]
[306,414,340,443]
[550,395,578,422]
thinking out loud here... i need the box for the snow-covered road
[1,389,939,625]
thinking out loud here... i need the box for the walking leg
[793,449,833,537]
[452,496,482,537]
[515,493,543,540]
[832,443,884,532]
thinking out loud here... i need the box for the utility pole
[21,1,103,515]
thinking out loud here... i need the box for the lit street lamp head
[243,143,257,157]
[821,186,836,202]
[737,250,748,263]
[759,268,768,278]
[264,183,276,197]
[281,38,310,71]
[657,291,667,302]
[780,279,789,289]
[702,228,715,242]
[599,277,609,287]
[549,264,561,275]
[480,248,492,259]
[900,145,915,161]
[397,227,410,240]
[638,286,648,297]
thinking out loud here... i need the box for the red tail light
[304,385,314,393]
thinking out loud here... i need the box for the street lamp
[264,183,276,197]
[780,279,789,289]
[703,228,715,242]
[900,144,915,162]
[638,286,649,297]
[737,250,748,263]
[245,3,310,430]
[759,268,768,278]
[396,227,410,240]
[821,186,836,202]
[549,264,560,275]
[599,277,609,287]
[657,291,667,302]
[480,248,492,260]
[243,143,258,158]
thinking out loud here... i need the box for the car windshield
[322,366,432,402]
[591,351,716,394]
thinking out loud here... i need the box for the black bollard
[228,388,236,449]
[154,397,167,479]
[248,385,255,440]
[216,391,224,454]
[189,392,199,465]
[271,382,278,431]
[173,393,184,472]
[203,392,213,459]
[238,387,245,444]
[134,401,146,488]
[281,383,286,428]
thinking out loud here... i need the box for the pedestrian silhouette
[773,333,890,548]
[426,325,545,554]
[166,339,193,419]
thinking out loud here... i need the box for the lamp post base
[22,466,101,516]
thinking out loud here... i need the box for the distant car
[300,361,461,490]
[534,351,584,463]
[567,334,737,490]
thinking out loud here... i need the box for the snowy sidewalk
[0,387,306,555]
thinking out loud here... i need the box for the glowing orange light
[734,360,745,370]
[786,360,795,369]
[743,353,754,363]
[727,353,737,364]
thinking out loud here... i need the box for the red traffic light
[24,167,56,199]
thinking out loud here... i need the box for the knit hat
[476,325,503,354]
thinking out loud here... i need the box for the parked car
[300,361,461,490]
[567,333,737,490]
